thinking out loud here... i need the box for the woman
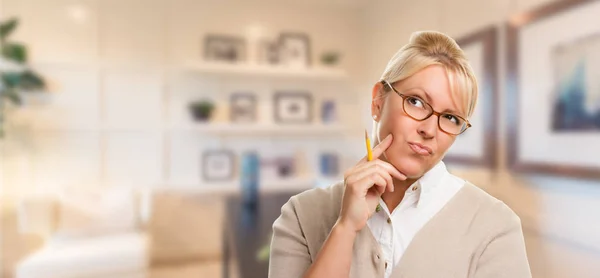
[268,31,531,278]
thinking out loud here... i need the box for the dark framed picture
[443,26,498,168]
[230,93,257,123]
[202,150,235,181]
[506,0,600,179]
[278,33,311,68]
[273,92,313,123]
[204,35,246,63]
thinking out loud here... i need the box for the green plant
[0,17,46,137]
[188,100,215,121]
[320,51,341,66]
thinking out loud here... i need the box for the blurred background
[1,0,600,277]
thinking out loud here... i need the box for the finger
[352,173,387,196]
[352,159,406,183]
[347,164,394,192]
[372,133,393,159]
[356,133,393,164]
[374,160,406,181]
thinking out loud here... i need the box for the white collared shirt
[367,161,465,278]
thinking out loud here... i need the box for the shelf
[170,123,351,136]
[161,177,317,194]
[182,61,348,80]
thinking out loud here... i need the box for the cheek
[378,100,412,134]
[436,135,456,156]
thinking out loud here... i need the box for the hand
[337,134,407,233]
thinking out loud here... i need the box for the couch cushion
[55,186,140,238]
[16,232,148,278]
[149,192,223,263]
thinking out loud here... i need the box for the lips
[408,142,433,156]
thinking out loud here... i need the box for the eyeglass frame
[379,80,472,135]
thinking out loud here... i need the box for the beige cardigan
[269,182,531,278]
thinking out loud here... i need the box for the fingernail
[384,134,392,141]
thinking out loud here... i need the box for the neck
[381,177,419,212]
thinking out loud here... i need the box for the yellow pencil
[365,129,373,161]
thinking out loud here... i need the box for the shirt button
[412,186,418,191]
[375,204,381,213]
[385,262,388,268]
[387,218,391,224]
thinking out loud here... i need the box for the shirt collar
[412,160,448,208]
[376,160,449,214]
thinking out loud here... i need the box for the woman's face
[372,65,465,178]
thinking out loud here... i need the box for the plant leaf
[2,42,27,63]
[19,70,45,91]
[0,18,18,40]
[2,72,21,88]
[1,88,22,105]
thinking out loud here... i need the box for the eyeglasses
[380,80,471,135]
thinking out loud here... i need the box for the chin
[386,152,429,178]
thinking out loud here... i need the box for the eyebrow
[406,87,463,116]
[405,87,434,104]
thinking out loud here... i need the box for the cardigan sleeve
[473,206,532,278]
[268,196,311,278]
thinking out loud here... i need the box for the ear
[371,82,384,122]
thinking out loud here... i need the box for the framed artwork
[278,33,311,68]
[273,92,313,123]
[506,0,600,179]
[444,26,498,168]
[230,93,257,123]
[202,150,235,181]
[204,35,246,63]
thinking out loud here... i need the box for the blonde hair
[379,31,478,118]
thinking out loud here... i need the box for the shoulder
[274,182,344,247]
[455,181,522,237]
[286,181,344,224]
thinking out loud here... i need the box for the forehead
[395,65,465,115]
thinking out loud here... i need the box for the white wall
[362,0,600,277]
[0,0,368,197]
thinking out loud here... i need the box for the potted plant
[188,100,215,122]
[320,51,341,67]
[0,18,46,137]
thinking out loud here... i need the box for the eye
[444,114,461,125]
[406,96,425,108]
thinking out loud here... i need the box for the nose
[417,114,438,139]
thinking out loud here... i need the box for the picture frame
[506,0,600,179]
[202,150,235,181]
[273,92,313,123]
[204,34,246,63]
[257,39,280,65]
[278,33,311,68]
[443,26,498,168]
[230,93,257,123]
[260,156,296,180]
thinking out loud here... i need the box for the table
[222,191,300,278]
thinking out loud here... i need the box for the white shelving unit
[171,123,352,136]
[162,176,317,194]
[182,61,348,80]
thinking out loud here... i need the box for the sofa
[14,186,224,278]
